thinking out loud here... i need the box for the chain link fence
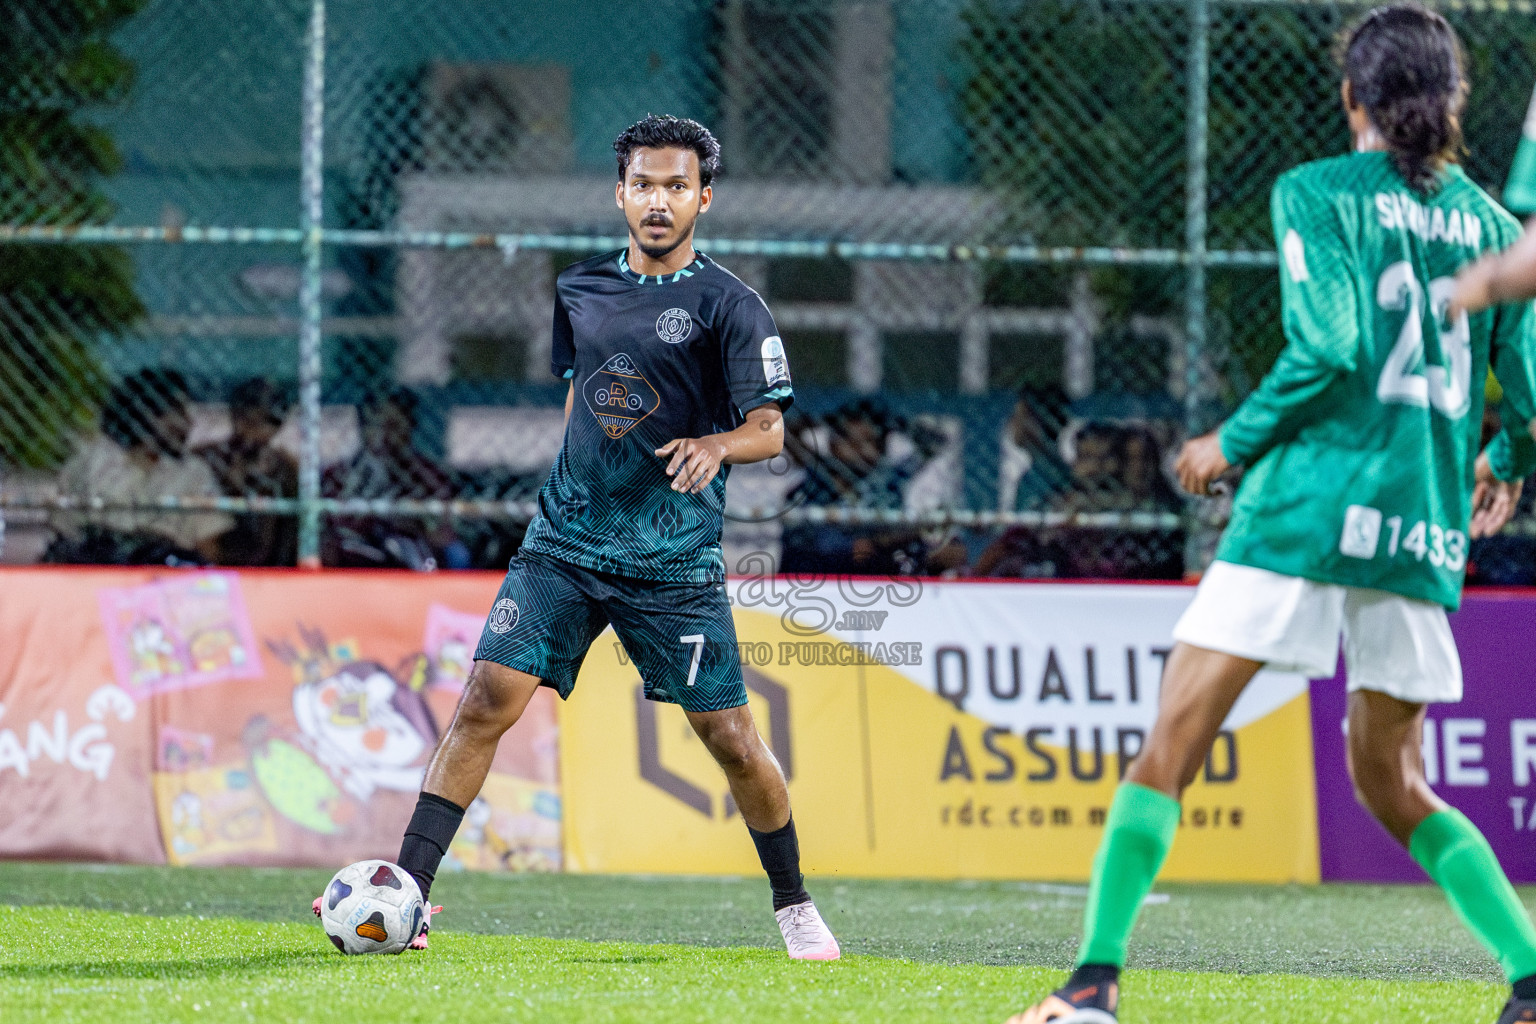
[3,0,1535,582]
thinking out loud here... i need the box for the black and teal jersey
[521,249,793,583]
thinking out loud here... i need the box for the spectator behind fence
[972,419,1116,579]
[779,400,938,575]
[997,385,1073,512]
[975,422,1183,580]
[322,386,469,570]
[196,378,298,566]
[1117,425,1184,513]
[970,387,1074,578]
[48,368,232,565]
[1057,424,1184,579]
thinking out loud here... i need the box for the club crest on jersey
[584,352,661,439]
[487,598,520,635]
[656,307,693,345]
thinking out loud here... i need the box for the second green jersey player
[1012,7,1536,1024]
[1452,81,1536,317]
[1504,82,1536,217]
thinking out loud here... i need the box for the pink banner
[0,568,560,872]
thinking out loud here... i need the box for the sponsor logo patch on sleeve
[761,336,790,386]
[1283,229,1309,283]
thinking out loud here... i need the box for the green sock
[1076,782,1181,968]
[1410,809,1536,984]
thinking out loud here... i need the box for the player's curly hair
[1339,3,1467,194]
[613,114,721,187]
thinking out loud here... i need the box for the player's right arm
[1184,174,1358,493]
[1453,84,1536,315]
[1451,228,1536,317]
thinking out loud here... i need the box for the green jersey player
[1452,81,1536,315]
[1505,83,1536,217]
[1011,7,1536,1024]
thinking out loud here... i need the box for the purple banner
[1313,593,1536,883]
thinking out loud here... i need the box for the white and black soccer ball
[318,860,425,955]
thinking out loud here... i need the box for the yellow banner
[560,596,1319,883]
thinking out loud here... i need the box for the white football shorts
[1172,560,1461,704]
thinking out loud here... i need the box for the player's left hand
[656,436,727,494]
[1175,431,1231,496]
[1471,450,1523,539]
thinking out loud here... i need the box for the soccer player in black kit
[315,115,839,960]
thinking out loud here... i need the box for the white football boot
[775,901,840,961]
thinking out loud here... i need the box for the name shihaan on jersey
[1375,191,1485,250]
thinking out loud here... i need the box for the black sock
[1515,973,1536,1001]
[748,817,811,912]
[397,792,465,901]
[1066,963,1120,990]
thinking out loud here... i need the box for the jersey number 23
[1375,261,1472,420]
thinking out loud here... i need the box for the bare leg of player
[1347,690,1536,1022]
[688,704,839,960]
[1011,643,1260,1024]
[686,704,790,831]
[423,660,544,808]
[1344,690,1440,844]
[1124,644,1262,797]
[377,660,543,949]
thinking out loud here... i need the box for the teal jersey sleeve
[1505,84,1536,216]
[1219,175,1356,466]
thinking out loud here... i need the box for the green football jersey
[1216,151,1536,609]
[1506,83,1536,215]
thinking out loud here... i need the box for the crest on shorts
[656,307,693,345]
[583,353,661,439]
[487,598,520,635]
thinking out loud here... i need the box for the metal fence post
[1184,0,1210,436]
[297,0,327,568]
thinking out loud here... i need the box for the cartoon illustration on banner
[123,575,563,872]
[99,572,262,698]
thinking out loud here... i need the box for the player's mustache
[641,214,673,227]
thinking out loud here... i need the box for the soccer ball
[318,860,425,955]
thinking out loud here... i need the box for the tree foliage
[955,0,1536,407]
[0,0,145,470]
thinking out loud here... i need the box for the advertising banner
[561,578,1320,882]
[0,569,162,863]
[1313,594,1536,883]
[33,567,1532,884]
[0,568,560,872]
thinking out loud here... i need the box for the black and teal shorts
[472,551,746,713]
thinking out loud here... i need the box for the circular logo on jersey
[487,598,520,635]
[656,308,693,345]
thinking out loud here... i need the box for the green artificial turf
[2,864,1532,1022]
[0,905,1508,1024]
[2,863,1530,980]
